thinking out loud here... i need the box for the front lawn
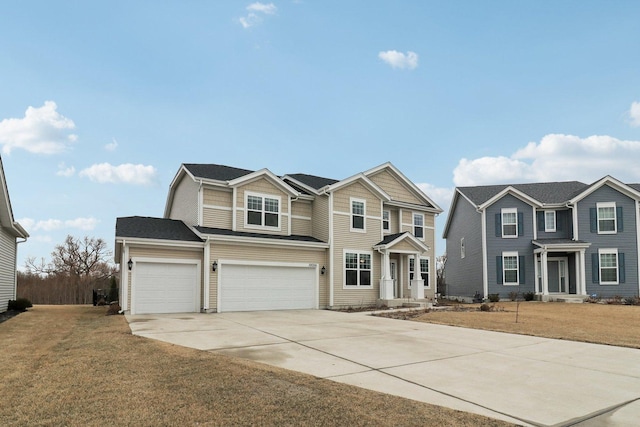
[0,305,510,426]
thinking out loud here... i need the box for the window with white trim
[597,202,616,233]
[501,208,517,238]
[382,210,390,231]
[460,237,465,259]
[544,211,556,232]
[345,251,372,287]
[351,198,365,231]
[503,252,519,285]
[409,256,429,287]
[599,249,618,284]
[413,213,424,239]
[246,193,280,229]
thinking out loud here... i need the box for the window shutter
[537,211,545,231]
[495,213,501,237]
[496,256,503,284]
[590,208,597,233]
[591,253,599,283]
[616,206,623,232]
[519,255,525,284]
[619,253,625,283]
[518,212,524,236]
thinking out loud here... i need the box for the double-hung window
[351,198,365,231]
[246,193,280,229]
[597,202,616,233]
[345,251,372,287]
[502,252,519,285]
[413,213,424,239]
[544,211,556,232]
[382,210,390,231]
[599,249,618,284]
[501,208,518,238]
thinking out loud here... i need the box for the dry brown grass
[0,305,511,426]
[414,301,640,348]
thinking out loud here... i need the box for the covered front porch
[533,239,592,299]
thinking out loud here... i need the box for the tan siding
[168,175,199,225]
[291,199,312,235]
[333,181,382,217]
[291,199,312,217]
[389,240,422,253]
[0,227,16,312]
[203,188,232,207]
[385,208,399,234]
[209,242,328,311]
[369,170,423,205]
[203,207,232,229]
[291,218,312,236]
[235,179,290,235]
[312,195,329,242]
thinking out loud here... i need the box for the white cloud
[629,101,640,127]
[239,2,277,28]
[0,101,77,154]
[105,138,118,151]
[56,163,76,177]
[79,163,157,185]
[416,183,454,210]
[17,217,98,232]
[378,50,419,70]
[453,133,640,186]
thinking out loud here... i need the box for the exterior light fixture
[321,266,326,275]
[212,261,218,272]
[127,258,133,271]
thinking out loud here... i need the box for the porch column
[379,250,394,299]
[411,253,425,299]
[579,249,587,295]
[534,253,540,294]
[541,250,549,295]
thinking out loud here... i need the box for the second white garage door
[219,263,317,312]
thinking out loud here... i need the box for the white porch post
[579,249,587,295]
[410,253,425,299]
[541,250,549,296]
[379,250,394,299]
[534,253,540,294]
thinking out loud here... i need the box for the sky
[2,1,640,270]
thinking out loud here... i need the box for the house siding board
[369,170,423,205]
[537,209,572,239]
[579,185,638,297]
[209,242,328,311]
[444,196,484,298]
[169,175,199,226]
[203,188,232,207]
[291,200,312,236]
[485,194,536,298]
[235,179,290,235]
[203,207,232,229]
[312,195,329,242]
[0,227,16,312]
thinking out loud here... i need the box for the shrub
[607,296,624,305]
[106,302,122,315]
[523,292,535,301]
[480,303,492,312]
[8,298,33,312]
[623,296,640,305]
[487,294,500,303]
[508,291,518,301]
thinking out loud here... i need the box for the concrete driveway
[127,309,640,426]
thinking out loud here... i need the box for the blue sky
[2,1,640,269]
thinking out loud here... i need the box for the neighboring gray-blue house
[443,176,640,301]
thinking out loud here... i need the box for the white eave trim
[206,234,329,249]
[324,173,391,201]
[569,175,640,204]
[281,175,323,196]
[115,236,205,249]
[373,233,430,253]
[227,168,299,196]
[478,186,542,210]
[385,200,441,214]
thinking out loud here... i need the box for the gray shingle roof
[116,217,202,242]
[629,183,640,192]
[459,181,588,206]
[183,164,254,181]
[376,232,407,246]
[285,173,339,190]
[195,226,326,243]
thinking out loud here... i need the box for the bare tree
[436,253,447,295]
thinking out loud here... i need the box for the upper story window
[351,198,366,231]
[501,208,518,238]
[413,213,424,239]
[382,210,390,231]
[246,193,280,229]
[544,211,556,232]
[345,251,372,287]
[597,202,616,233]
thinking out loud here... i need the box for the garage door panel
[134,262,199,314]
[220,264,316,312]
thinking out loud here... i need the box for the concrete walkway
[127,310,640,426]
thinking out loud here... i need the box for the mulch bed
[0,310,22,324]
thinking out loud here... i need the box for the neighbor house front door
[548,258,568,293]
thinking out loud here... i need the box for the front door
[390,260,398,298]
[548,258,568,293]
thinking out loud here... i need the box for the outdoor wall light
[212,261,218,272]
[321,266,326,275]
[127,258,133,271]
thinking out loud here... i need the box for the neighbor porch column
[534,253,540,294]
[410,253,425,299]
[541,250,549,296]
[579,249,587,295]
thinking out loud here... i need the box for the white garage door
[220,263,316,312]
[133,261,199,314]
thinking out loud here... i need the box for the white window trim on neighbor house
[544,210,556,232]
[501,208,518,238]
[599,248,619,285]
[597,202,617,234]
[343,249,373,288]
[408,256,430,288]
[350,198,366,232]
[245,192,282,231]
[502,251,519,285]
[460,237,465,258]
[413,212,425,240]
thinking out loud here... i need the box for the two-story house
[443,176,640,301]
[115,162,442,314]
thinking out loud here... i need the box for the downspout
[203,236,210,312]
[198,180,203,226]
[322,187,334,308]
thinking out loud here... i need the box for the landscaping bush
[523,292,535,301]
[508,291,518,301]
[487,294,500,303]
[480,303,491,312]
[624,296,640,305]
[8,298,33,312]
